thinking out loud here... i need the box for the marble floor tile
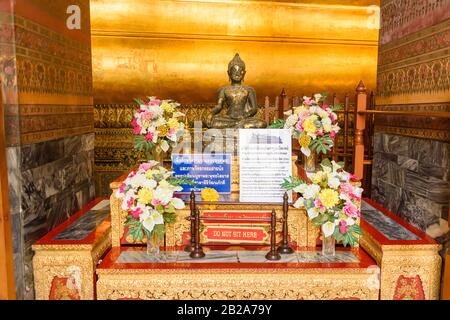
[176,250,238,263]
[237,250,298,263]
[296,251,359,263]
[362,200,420,240]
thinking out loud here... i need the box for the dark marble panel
[418,163,449,181]
[405,171,449,202]
[377,179,402,213]
[7,147,22,215]
[13,252,24,300]
[373,132,383,153]
[383,134,408,156]
[64,135,82,157]
[20,170,46,212]
[397,156,418,172]
[397,191,440,231]
[53,208,110,241]
[361,201,420,240]
[42,190,73,231]
[81,133,95,152]
[20,139,64,171]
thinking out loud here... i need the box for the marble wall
[0,0,94,299]
[373,0,450,279]
[372,133,449,231]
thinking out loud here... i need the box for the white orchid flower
[140,210,155,233]
[150,210,164,225]
[314,93,323,102]
[303,184,321,199]
[322,222,336,238]
[307,207,319,219]
[293,197,305,208]
[293,183,308,194]
[328,177,340,189]
[160,140,170,152]
[171,197,186,209]
[301,147,311,157]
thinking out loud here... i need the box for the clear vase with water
[321,232,336,256]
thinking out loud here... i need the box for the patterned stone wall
[373,1,450,247]
[0,0,94,299]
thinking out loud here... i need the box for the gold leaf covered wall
[90,0,380,104]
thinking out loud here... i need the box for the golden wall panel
[90,0,379,104]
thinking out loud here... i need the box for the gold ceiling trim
[120,0,380,10]
[91,30,378,47]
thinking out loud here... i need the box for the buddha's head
[227,53,246,83]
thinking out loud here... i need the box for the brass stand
[265,209,281,261]
[278,192,294,254]
[184,191,196,252]
[190,208,205,259]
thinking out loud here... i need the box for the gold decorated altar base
[96,247,380,300]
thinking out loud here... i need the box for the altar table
[96,247,380,300]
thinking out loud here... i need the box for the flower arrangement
[132,96,185,160]
[271,94,340,157]
[116,161,194,241]
[282,159,363,247]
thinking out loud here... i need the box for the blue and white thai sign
[172,153,232,193]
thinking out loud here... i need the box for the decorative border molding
[374,125,450,142]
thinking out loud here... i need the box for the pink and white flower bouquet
[274,94,340,157]
[132,96,185,160]
[282,159,363,247]
[116,161,193,241]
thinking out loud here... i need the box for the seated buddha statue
[207,54,267,129]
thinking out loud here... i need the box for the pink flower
[350,174,360,182]
[149,99,161,106]
[127,197,135,208]
[303,98,314,106]
[144,112,154,121]
[130,207,143,219]
[330,131,337,139]
[118,183,127,194]
[151,198,161,206]
[139,162,153,171]
[340,183,353,195]
[339,220,348,234]
[133,125,142,135]
[343,201,360,218]
[145,131,153,142]
[350,193,362,202]
[295,121,304,132]
[316,129,324,136]
[168,128,177,136]
[330,112,338,122]
[321,104,329,110]
[314,198,325,211]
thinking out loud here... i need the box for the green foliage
[133,135,155,160]
[281,176,306,190]
[310,135,333,155]
[153,224,165,240]
[134,98,144,105]
[332,224,363,248]
[331,104,342,112]
[269,119,286,129]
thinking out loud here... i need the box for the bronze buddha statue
[207,54,267,129]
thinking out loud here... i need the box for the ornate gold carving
[375,125,450,142]
[360,227,442,300]
[32,229,111,300]
[96,269,379,300]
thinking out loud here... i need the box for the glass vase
[321,232,336,257]
[151,148,167,167]
[146,232,162,261]
[303,152,317,174]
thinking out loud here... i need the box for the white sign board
[239,129,292,203]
